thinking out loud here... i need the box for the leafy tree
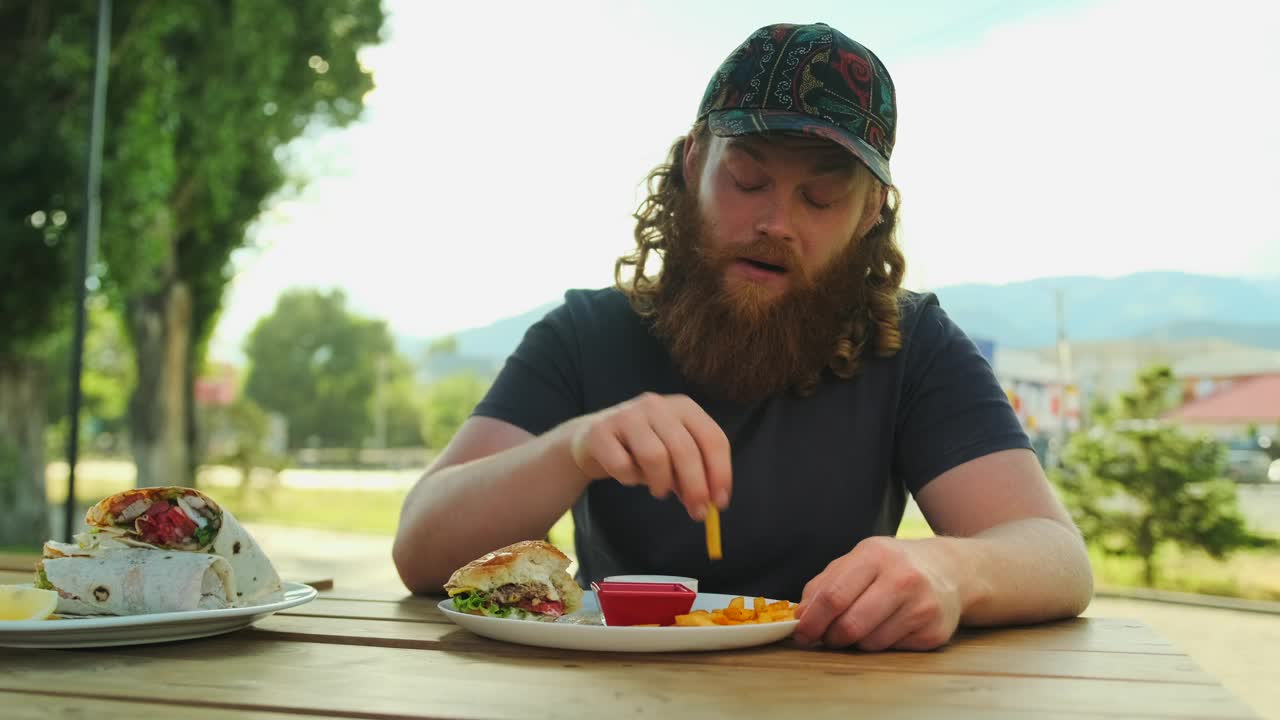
[426,335,460,360]
[421,372,490,450]
[1052,366,1254,585]
[198,396,285,496]
[377,355,427,448]
[243,289,400,449]
[99,1,386,487]
[0,1,386,541]
[44,297,135,456]
[0,0,103,544]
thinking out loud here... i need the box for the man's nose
[753,192,799,245]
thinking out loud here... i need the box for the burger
[444,540,583,621]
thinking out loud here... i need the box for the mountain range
[402,272,1280,375]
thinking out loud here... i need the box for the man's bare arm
[913,447,1094,626]
[392,394,733,594]
[795,448,1093,649]
[392,416,588,594]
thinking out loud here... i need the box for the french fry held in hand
[673,596,796,626]
[704,503,722,560]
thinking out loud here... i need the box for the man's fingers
[648,415,709,520]
[794,561,878,645]
[891,624,952,652]
[854,602,920,652]
[588,425,642,487]
[674,396,733,509]
[617,413,673,498]
[826,585,906,649]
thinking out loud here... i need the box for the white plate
[0,581,318,649]
[439,591,798,653]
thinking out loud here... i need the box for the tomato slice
[109,493,144,516]
[168,507,198,538]
[516,599,565,617]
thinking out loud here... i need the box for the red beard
[649,192,868,405]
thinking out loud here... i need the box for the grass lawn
[48,476,410,536]
[894,511,1280,602]
[41,467,1280,602]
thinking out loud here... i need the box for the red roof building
[1165,373,1280,433]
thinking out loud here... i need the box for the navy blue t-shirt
[472,287,1030,601]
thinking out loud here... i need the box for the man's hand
[793,536,965,651]
[566,392,732,520]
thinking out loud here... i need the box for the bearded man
[394,22,1093,651]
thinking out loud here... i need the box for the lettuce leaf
[451,591,517,618]
[194,525,216,547]
[34,564,54,591]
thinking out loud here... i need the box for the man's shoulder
[544,286,639,328]
[894,289,944,344]
[561,286,633,314]
[535,286,649,343]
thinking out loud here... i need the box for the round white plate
[439,591,798,653]
[0,581,318,649]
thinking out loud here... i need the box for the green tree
[426,335,460,360]
[243,289,401,450]
[97,1,386,487]
[421,372,490,450]
[1052,365,1254,586]
[198,395,285,496]
[44,297,136,456]
[376,354,427,448]
[0,1,103,544]
[0,1,386,541]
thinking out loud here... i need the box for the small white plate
[439,591,798,653]
[0,582,318,649]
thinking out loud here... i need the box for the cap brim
[706,109,892,185]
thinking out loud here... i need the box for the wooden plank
[250,614,1212,685]
[0,690,344,720]
[952,617,1181,655]
[282,597,450,624]
[0,635,1257,719]
[0,567,35,581]
[285,597,1179,654]
[0,553,38,573]
[315,587,417,602]
[0,558,36,573]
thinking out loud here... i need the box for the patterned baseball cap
[697,22,897,185]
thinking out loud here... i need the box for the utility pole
[65,0,112,542]
[373,353,388,450]
[1054,288,1073,464]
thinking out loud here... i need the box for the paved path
[1083,597,1278,719]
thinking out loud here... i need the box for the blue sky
[208,0,1279,361]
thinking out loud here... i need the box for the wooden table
[0,560,1260,719]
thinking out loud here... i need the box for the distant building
[194,362,238,407]
[992,347,1080,436]
[1173,348,1280,404]
[1164,372,1280,439]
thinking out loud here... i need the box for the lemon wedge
[0,585,59,621]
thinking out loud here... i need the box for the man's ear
[682,132,700,183]
[858,184,890,237]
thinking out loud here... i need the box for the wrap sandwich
[84,486,283,606]
[35,542,236,616]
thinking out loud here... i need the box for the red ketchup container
[591,581,696,627]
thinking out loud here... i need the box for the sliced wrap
[35,544,236,616]
[84,486,284,606]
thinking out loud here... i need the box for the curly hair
[615,122,908,394]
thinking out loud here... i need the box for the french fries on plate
[673,596,796,626]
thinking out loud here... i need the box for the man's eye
[804,192,833,209]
